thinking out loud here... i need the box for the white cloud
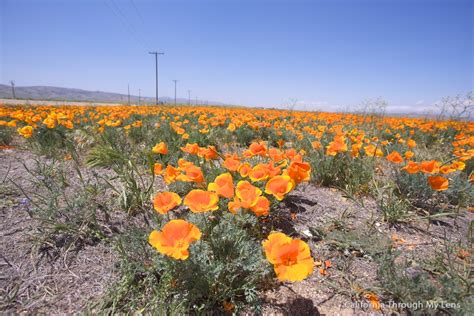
[279,99,342,111]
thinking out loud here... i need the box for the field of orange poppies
[0,103,472,314]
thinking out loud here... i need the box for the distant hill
[0,84,223,105]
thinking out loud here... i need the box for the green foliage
[29,126,71,157]
[86,143,155,214]
[372,181,411,225]
[99,212,271,314]
[11,157,109,256]
[326,228,392,259]
[95,226,187,314]
[0,125,13,146]
[443,172,474,208]
[165,212,271,312]
[396,170,474,213]
[377,245,473,315]
[308,152,375,195]
[235,126,256,146]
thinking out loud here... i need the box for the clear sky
[1,0,472,112]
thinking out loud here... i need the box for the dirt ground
[1,148,472,314]
[0,148,118,313]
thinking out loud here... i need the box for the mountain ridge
[0,84,224,105]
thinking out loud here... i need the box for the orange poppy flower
[208,172,234,199]
[223,154,241,171]
[428,176,449,191]
[148,219,201,260]
[228,199,242,214]
[407,139,417,148]
[235,180,262,208]
[153,163,163,175]
[43,117,56,128]
[249,143,267,157]
[247,142,267,157]
[198,146,219,160]
[420,160,440,174]
[440,165,456,174]
[285,148,299,160]
[238,162,252,177]
[351,143,362,157]
[364,144,383,157]
[266,162,282,177]
[268,148,285,162]
[404,151,414,159]
[265,175,295,201]
[184,189,219,213]
[181,143,200,155]
[386,151,404,164]
[152,142,168,154]
[250,196,270,216]
[164,165,181,184]
[262,232,314,281]
[364,293,381,311]
[311,141,322,150]
[286,161,311,184]
[451,160,465,171]
[249,164,270,182]
[177,165,205,183]
[17,125,33,138]
[177,158,193,170]
[326,138,347,156]
[401,161,420,174]
[153,192,182,214]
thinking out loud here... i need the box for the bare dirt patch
[0,149,118,313]
[260,184,473,315]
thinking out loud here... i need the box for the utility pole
[173,80,178,105]
[138,89,141,106]
[149,51,164,105]
[127,84,130,105]
[10,81,16,99]
[188,90,191,105]
[195,96,197,105]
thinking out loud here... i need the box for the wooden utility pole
[149,52,164,104]
[10,81,16,99]
[127,84,130,105]
[173,80,178,105]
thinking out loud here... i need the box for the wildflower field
[0,103,472,314]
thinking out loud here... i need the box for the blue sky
[1,0,472,111]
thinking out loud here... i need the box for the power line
[103,0,150,51]
[110,0,151,49]
[129,0,146,26]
